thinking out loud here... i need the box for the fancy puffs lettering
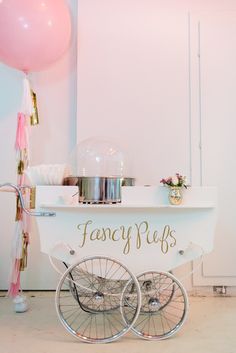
[77,220,176,255]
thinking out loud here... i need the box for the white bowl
[25,164,70,185]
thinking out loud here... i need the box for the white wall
[1,0,236,291]
[77,1,190,185]
[0,0,77,289]
[77,0,236,185]
[76,0,236,292]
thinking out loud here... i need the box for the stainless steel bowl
[78,176,121,203]
[63,176,135,204]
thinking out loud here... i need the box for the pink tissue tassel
[8,112,30,297]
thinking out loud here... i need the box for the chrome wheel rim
[55,256,141,343]
[129,271,188,340]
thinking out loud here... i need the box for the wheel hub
[94,291,104,303]
[142,280,152,291]
[148,298,161,311]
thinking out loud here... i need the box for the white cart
[1,184,218,343]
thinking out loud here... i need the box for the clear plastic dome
[69,137,130,177]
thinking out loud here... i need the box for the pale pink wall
[77,0,236,187]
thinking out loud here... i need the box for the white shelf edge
[40,203,216,209]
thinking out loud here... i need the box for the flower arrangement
[160,173,187,189]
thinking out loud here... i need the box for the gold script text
[77,220,177,255]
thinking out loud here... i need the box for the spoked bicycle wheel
[128,271,188,340]
[55,256,141,343]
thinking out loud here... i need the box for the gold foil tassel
[20,232,29,271]
[15,195,22,221]
[30,187,36,209]
[17,160,24,175]
[30,90,39,126]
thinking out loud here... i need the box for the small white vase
[168,186,183,205]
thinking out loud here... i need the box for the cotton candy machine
[65,137,134,203]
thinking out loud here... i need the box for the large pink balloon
[0,0,71,72]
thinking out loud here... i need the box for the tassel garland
[8,76,39,297]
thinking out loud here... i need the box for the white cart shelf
[41,203,215,209]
